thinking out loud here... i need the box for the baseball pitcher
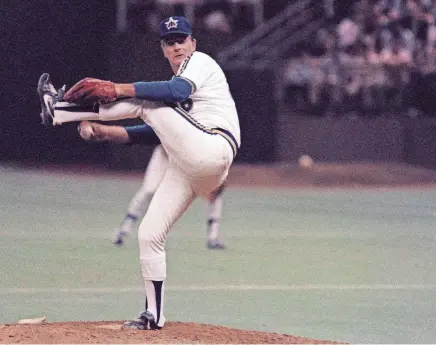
[37,16,240,330]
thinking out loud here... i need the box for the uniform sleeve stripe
[176,54,193,76]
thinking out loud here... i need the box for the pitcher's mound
[0,321,342,344]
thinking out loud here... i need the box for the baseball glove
[64,78,117,104]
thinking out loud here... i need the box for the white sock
[53,102,99,125]
[206,194,223,241]
[119,214,138,233]
[144,280,165,327]
[140,254,166,327]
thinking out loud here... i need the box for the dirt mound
[0,321,341,344]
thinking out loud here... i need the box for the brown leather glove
[64,78,117,104]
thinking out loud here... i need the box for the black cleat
[121,311,162,330]
[37,73,61,127]
[121,319,148,330]
[140,310,162,330]
[207,239,226,250]
[112,230,129,246]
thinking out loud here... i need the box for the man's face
[161,35,196,69]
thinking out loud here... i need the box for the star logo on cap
[165,17,178,30]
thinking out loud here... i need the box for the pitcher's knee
[138,229,166,256]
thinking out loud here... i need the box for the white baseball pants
[54,99,234,320]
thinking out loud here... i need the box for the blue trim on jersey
[125,124,161,145]
[167,103,238,158]
[133,77,192,102]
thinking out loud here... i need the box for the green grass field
[1,165,436,343]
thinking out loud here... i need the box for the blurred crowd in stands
[284,0,436,117]
[126,0,287,37]
[124,0,436,117]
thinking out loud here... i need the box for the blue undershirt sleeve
[133,77,192,102]
[125,124,161,145]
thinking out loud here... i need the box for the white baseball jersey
[176,51,241,147]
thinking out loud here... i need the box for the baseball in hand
[78,122,95,140]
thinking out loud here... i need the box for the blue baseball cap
[158,16,192,39]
